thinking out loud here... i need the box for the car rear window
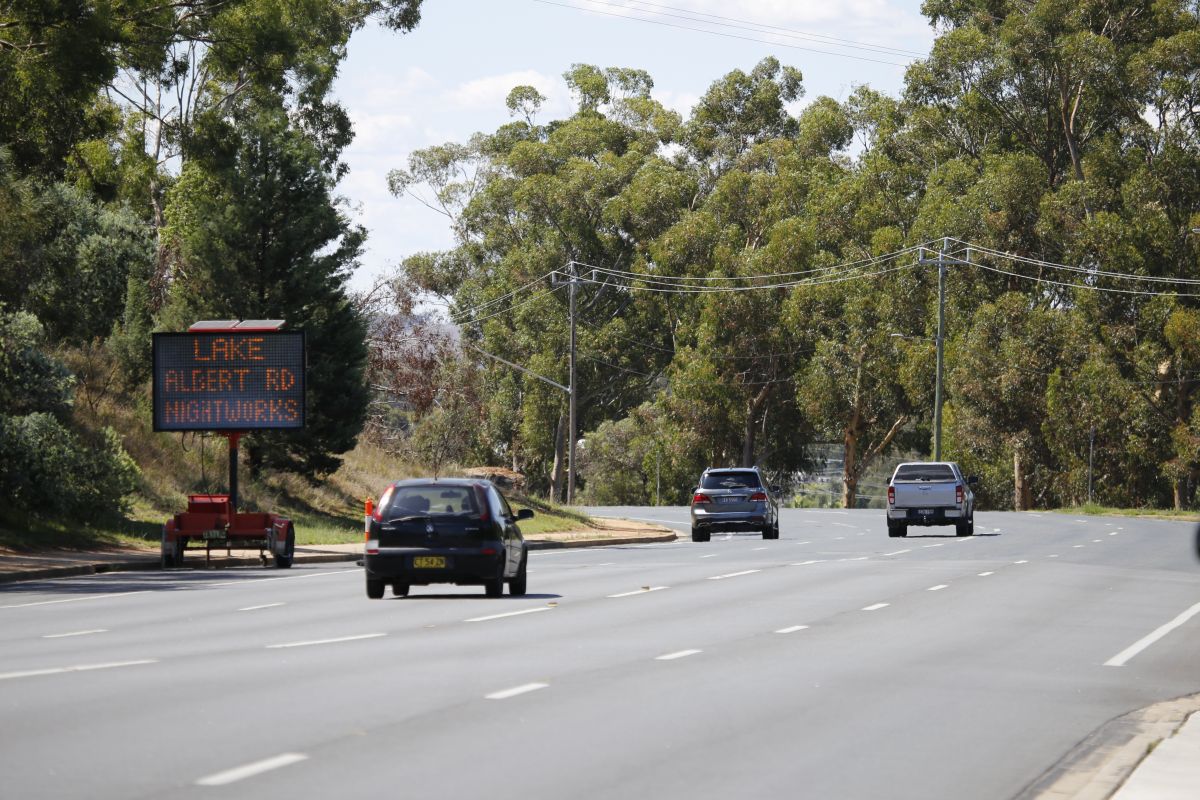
[384,486,480,519]
[893,464,956,481]
[700,471,762,490]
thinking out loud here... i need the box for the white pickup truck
[886,461,978,537]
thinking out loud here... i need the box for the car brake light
[956,484,964,505]
[888,486,895,505]
[481,547,497,556]
[693,492,713,504]
[749,491,767,501]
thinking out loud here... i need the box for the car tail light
[473,484,491,521]
[366,540,379,555]
[888,486,895,505]
[481,547,497,556]
[749,491,767,501]
[373,486,393,522]
[693,492,713,504]
[956,484,964,505]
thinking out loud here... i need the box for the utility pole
[917,239,970,461]
[567,261,578,505]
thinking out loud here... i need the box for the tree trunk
[1173,479,1183,512]
[742,411,757,468]
[842,430,859,509]
[1013,450,1031,511]
[549,412,567,502]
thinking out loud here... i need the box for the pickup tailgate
[892,480,957,509]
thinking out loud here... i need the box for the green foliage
[0,310,75,417]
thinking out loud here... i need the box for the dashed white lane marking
[42,629,107,638]
[978,572,994,577]
[834,537,845,540]
[1093,539,1102,543]
[707,569,761,581]
[465,607,553,623]
[928,585,948,592]
[775,625,809,634]
[831,523,857,529]
[862,603,889,612]
[752,547,768,551]
[266,633,385,649]
[791,560,825,566]
[1105,601,1200,667]
[700,554,718,558]
[883,549,911,556]
[840,556,869,562]
[1073,545,1085,548]
[656,649,702,661]
[0,659,157,681]
[1049,554,1059,558]
[239,603,285,612]
[486,682,549,700]
[1014,560,1029,564]
[608,587,668,598]
[922,544,945,548]
[1109,532,1119,536]
[794,541,811,545]
[196,753,308,786]
[1,591,149,609]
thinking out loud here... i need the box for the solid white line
[656,649,702,661]
[1,591,149,609]
[862,603,889,611]
[207,569,358,588]
[266,633,385,649]
[239,603,285,612]
[883,549,911,556]
[42,629,108,639]
[465,607,553,623]
[1105,602,1200,667]
[196,753,308,786]
[978,571,994,577]
[790,560,825,566]
[707,569,760,580]
[486,682,549,700]
[0,659,157,681]
[775,625,809,634]
[607,586,668,598]
[927,585,948,592]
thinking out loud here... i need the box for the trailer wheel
[273,524,295,569]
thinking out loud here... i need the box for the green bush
[0,413,140,521]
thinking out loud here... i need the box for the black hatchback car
[689,467,781,542]
[364,478,533,599]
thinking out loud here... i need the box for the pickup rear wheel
[892,523,907,538]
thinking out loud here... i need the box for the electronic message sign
[152,331,306,431]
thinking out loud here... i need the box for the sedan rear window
[700,471,762,490]
[893,465,955,481]
[385,486,480,519]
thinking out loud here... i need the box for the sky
[331,0,938,293]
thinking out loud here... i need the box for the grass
[1050,504,1200,522]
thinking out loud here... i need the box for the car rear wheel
[956,518,974,537]
[391,582,409,597]
[366,576,385,599]
[484,574,504,597]
[509,551,528,596]
[763,523,779,540]
[691,526,710,543]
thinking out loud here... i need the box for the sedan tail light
[749,491,768,501]
[692,492,713,504]
[956,484,964,505]
[887,486,895,505]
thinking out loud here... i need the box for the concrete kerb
[1018,693,1200,800]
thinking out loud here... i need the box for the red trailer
[161,493,294,568]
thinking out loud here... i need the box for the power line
[533,0,912,67]
[947,239,1200,286]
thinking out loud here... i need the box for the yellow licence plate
[413,556,446,569]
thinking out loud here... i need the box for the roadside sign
[152,331,306,431]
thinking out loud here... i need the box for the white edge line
[266,633,385,649]
[0,659,157,681]
[656,649,702,661]
[465,606,553,623]
[883,549,911,556]
[1,591,149,610]
[607,586,668,598]
[42,629,108,638]
[486,682,549,700]
[1105,601,1200,667]
[790,560,825,566]
[775,625,809,634]
[862,603,890,611]
[207,569,358,588]
[196,753,309,786]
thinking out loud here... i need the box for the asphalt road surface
[2,508,1198,800]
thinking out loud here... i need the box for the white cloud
[448,70,566,114]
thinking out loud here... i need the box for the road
[1,508,1198,799]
